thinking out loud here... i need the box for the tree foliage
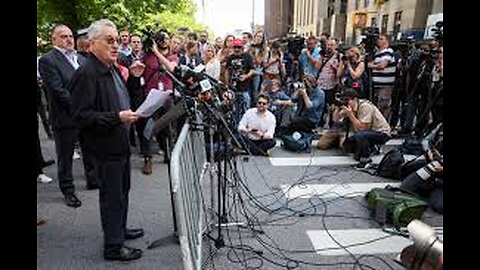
[37,0,209,50]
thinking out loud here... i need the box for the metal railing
[171,122,208,270]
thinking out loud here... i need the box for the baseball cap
[232,38,244,47]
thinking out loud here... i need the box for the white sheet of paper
[135,89,172,118]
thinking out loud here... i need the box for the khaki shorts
[316,131,347,150]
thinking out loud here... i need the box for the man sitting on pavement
[336,89,391,167]
[280,75,325,135]
[238,94,277,156]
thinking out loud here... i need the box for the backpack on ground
[281,133,313,153]
[400,135,424,156]
[365,185,428,228]
[377,147,405,180]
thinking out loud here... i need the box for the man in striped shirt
[368,34,396,122]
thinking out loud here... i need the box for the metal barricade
[171,122,207,270]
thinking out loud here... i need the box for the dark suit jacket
[39,48,86,130]
[178,54,203,69]
[70,54,131,160]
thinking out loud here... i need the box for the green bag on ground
[365,185,428,228]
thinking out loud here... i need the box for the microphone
[396,220,443,270]
[143,98,192,140]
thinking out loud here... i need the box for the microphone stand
[147,69,185,249]
[201,101,263,250]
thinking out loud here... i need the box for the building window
[364,0,370,8]
[393,11,402,39]
[355,0,360,10]
[371,17,377,27]
[309,0,313,24]
[381,14,389,34]
[328,0,335,18]
[340,0,348,14]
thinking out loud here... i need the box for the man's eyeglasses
[103,36,118,45]
[257,101,267,105]
[234,46,242,49]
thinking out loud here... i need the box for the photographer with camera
[298,36,321,78]
[401,42,435,135]
[430,46,443,126]
[225,38,255,123]
[247,31,267,104]
[336,89,391,167]
[136,29,174,174]
[367,34,397,124]
[179,40,203,69]
[337,46,365,97]
[267,79,294,131]
[261,41,286,91]
[319,33,330,55]
[281,75,325,135]
[314,38,341,128]
[400,125,443,214]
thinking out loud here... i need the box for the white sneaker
[73,151,81,160]
[37,174,53,183]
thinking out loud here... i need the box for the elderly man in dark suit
[70,19,144,261]
[39,24,97,208]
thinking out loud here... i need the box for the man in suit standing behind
[39,24,95,208]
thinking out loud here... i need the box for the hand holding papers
[135,87,173,118]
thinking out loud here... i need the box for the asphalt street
[37,123,443,270]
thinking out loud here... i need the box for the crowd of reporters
[36,20,444,259]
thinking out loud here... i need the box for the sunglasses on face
[257,101,267,105]
[102,36,118,45]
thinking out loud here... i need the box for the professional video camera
[228,59,246,84]
[287,35,306,59]
[391,41,411,58]
[361,26,380,56]
[142,27,169,52]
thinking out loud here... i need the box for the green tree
[37,0,210,51]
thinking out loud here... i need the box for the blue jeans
[350,130,390,160]
[233,90,251,127]
[251,69,263,104]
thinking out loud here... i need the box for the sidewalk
[36,126,183,270]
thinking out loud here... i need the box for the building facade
[265,0,294,39]
[345,0,443,45]
[290,0,348,41]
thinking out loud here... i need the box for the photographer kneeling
[336,89,391,167]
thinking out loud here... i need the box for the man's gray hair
[87,19,117,40]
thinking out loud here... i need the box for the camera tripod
[200,97,264,249]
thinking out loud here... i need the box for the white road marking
[281,182,399,199]
[307,228,443,256]
[270,156,357,166]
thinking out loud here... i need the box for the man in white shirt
[238,94,277,156]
